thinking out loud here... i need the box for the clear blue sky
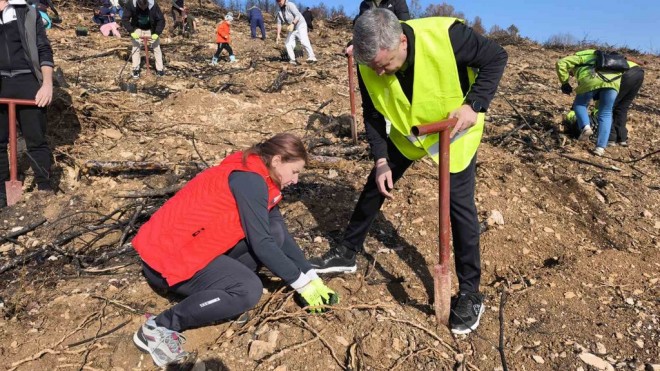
[316,0,659,53]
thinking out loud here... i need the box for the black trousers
[609,66,644,142]
[343,140,481,293]
[143,211,302,332]
[213,43,234,58]
[0,73,52,197]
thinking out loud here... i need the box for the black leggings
[0,74,51,195]
[213,43,233,58]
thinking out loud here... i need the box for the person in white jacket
[275,0,316,64]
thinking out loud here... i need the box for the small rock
[274,366,287,371]
[642,210,653,218]
[594,342,607,355]
[327,170,338,179]
[313,236,323,243]
[532,355,545,364]
[487,210,504,226]
[543,226,554,233]
[579,352,614,371]
[634,339,644,348]
[522,247,530,255]
[248,340,276,360]
[564,291,576,299]
[412,217,424,224]
[336,336,349,347]
[101,128,123,140]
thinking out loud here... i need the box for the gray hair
[353,9,403,65]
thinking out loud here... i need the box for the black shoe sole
[450,305,485,335]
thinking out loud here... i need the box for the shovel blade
[433,264,451,325]
[5,180,22,206]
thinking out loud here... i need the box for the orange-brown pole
[0,98,38,206]
[347,55,358,144]
[411,117,457,325]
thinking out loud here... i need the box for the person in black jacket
[310,9,508,335]
[122,0,165,78]
[0,0,55,208]
[608,63,644,146]
[302,7,313,31]
[356,0,410,22]
[346,0,409,56]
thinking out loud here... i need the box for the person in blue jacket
[247,5,265,40]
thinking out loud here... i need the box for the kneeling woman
[131,134,338,366]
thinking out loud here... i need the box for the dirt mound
[1,2,658,371]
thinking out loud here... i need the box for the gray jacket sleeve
[229,172,309,289]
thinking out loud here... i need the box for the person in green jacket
[556,50,623,156]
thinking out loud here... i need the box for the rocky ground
[0,2,658,371]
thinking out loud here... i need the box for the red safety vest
[132,152,282,286]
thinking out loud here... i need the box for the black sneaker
[449,292,484,334]
[309,244,357,274]
[156,70,165,77]
[132,69,140,79]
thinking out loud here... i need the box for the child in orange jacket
[212,13,236,64]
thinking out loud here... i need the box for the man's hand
[375,158,394,199]
[561,82,573,95]
[286,23,294,32]
[448,104,478,138]
[130,32,139,40]
[35,83,53,107]
[151,33,159,40]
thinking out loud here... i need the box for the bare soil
[1,3,658,371]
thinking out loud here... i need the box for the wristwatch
[466,99,484,113]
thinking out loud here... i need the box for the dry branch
[83,161,170,176]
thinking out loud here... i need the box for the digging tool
[141,36,152,76]
[0,98,38,206]
[411,117,458,326]
[347,54,358,144]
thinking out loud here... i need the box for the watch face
[471,101,482,112]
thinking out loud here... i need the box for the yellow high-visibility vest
[359,17,484,173]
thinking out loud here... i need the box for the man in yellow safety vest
[310,8,507,334]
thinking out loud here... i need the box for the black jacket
[302,10,313,30]
[122,0,165,35]
[359,21,508,161]
[355,0,410,24]
[0,4,54,83]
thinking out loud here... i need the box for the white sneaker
[133,314,188,367]
[578,126,593,141]
[593,147,605,156]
